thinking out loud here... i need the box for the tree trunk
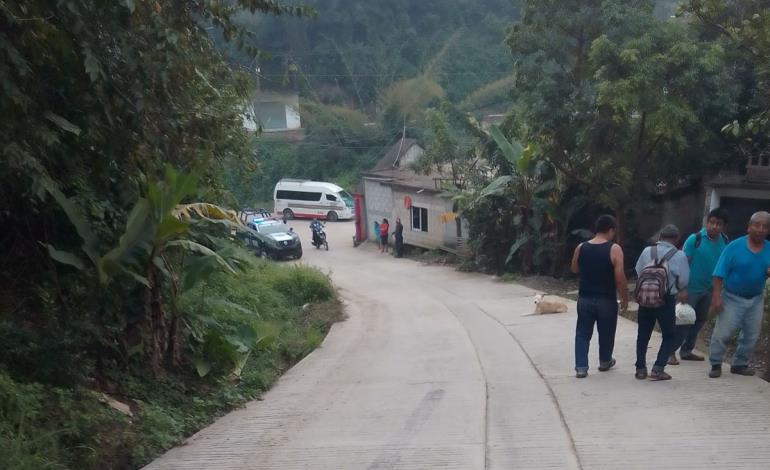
[144,263,167,376]
[165,261,182,368]
[615,206,628,246]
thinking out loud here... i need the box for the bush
[0,261,343,469]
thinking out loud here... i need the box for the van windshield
[340,191,354,208]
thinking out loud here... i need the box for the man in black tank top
[570,215,629,378]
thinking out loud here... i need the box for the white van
[274,179,354,221]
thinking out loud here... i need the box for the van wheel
[283,209,295,220]
[326,211,338,222]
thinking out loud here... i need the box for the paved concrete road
[146,221,770,470]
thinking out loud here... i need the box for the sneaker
[598,358,616,372]
[709,365,722,378]
[576,369,588,379]
[649,370,672,381]
[635,368,648,380]
[667,355,680,366]
[680,352,705,361]
[730,365,755,376]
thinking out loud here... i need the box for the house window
[411,206,428,232]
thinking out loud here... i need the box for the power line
[255,71,514,78]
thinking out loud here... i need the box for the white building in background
[243,92,301,133]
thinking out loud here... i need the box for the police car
[245,219,302,260]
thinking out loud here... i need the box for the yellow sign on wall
[439,212,457,223]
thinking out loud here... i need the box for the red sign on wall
[404,195,412,209]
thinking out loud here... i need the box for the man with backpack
[708,211,770,378]
[634,224,690,381]
[668,208,728,365]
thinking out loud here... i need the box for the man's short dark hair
[595,214,617,234]
[708,208,728,225]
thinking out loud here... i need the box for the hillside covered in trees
[222,0,691,203]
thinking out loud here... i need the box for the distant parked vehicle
[243,219,302,260]
[274,179,353,222]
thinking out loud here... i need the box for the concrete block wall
[363,179,393,241]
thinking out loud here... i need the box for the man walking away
[708,211,770,378]
[670,208,729,364]
[634,224,689,381]
[394,218,404,258]
[571,215,629,378]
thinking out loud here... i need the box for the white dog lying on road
[527,294,568,315]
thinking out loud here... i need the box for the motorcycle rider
[310,218,323,247]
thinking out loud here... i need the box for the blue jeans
[575,297,618,371]
[674,291,711,355]
[636,295,676,372]
[709,290,764,367]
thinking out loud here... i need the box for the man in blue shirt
[634,224,690,381]
[709,211,770,378]
[669,209,728,364]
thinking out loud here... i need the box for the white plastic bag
[675,302,696,326]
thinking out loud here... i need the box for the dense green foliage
[0,1,347,468]
[0,261,339,469]
[228,0,520,106]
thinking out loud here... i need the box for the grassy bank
[0,262,343,470]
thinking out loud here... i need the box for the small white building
[243,92,302,134]
[361,138,469,253]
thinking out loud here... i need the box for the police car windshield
[257,223,288,234]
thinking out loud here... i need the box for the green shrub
[0,260,343,469]
[264,266,335,307]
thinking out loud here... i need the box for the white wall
[399,146,424,167]
[363,179,393,240]
[286,104,301,130]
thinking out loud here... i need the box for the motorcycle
[311,224,329,251]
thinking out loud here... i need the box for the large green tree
[683,0,770,154]
[0,0,302,382]
[506,0,736,242]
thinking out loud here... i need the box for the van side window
[276,190,322,201]
[325,194,337,202]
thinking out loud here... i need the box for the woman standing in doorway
[380,218,390,253]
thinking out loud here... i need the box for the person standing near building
[380,218,390,253]
[394,217,404,258]
[668,208,728,365]
[570,215,629,379]
[634,224,689,381]
[708,211,770,378]
[373,220,381,250]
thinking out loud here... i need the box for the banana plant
[43,166,260,373]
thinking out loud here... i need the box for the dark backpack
[634,245,677,308]
[694,231,729,249]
